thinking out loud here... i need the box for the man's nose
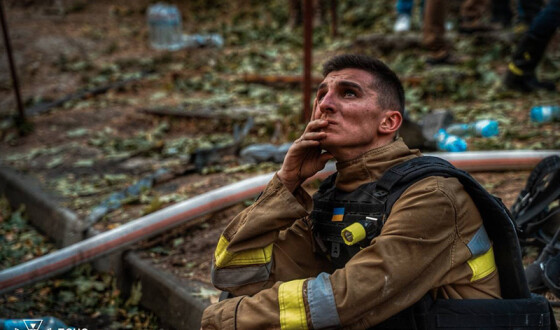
[318,92,336,114]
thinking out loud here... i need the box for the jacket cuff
[201,296,244,329]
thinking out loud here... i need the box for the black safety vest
[311,156,556,329]
[311,176,385,269]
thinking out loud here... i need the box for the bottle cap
[445,135,467,152]
[476,119,499,137]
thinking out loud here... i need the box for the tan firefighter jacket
[201,138,501,329]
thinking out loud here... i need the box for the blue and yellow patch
[331,207,344,222]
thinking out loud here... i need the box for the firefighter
[202,54,526,329]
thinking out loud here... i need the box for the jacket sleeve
[211,174,332,296]
[202,176,479,329]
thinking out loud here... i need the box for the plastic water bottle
[530,105,560,123]
[272,143,292,163]
[147,3,184,50]
[434,129,467,152]
[182,33,224,48]
[445,119,499,138]
[240,143,292,164]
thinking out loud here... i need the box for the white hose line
[1,149,558,294]
[427,150,560,172]
[0,172,274,294]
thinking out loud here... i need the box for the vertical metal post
[330,0,337,37]
[302,0,313,123]
[0,0,25,123]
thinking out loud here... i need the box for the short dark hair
[322,54,405,114]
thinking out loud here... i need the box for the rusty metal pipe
[302,0,313,123]
[0,0,25,123]
[330,0,337,37]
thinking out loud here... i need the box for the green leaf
[73,159,95,167]
[58,290,76,303]
[172,237,184,247]
[67,128,90,138]
[46,156,64,169]
[149,246,170,255]
[141,195,163,215]
[125,281,142,307]
[150,91,167,101]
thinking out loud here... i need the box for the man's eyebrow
[338,80,363,91]
[316,80,364,92]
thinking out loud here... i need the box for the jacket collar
[334,138,421,191]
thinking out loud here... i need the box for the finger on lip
[307,119,326,130]
[313,119,329,125]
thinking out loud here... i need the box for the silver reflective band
[308,272,341,329]
[211,261,272,288]
[467,226,491,257]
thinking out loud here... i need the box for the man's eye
[344,90,356,97]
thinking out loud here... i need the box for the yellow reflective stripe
[467,247,496,282]
[508,62,524,76]
[279,279,308,330]
[214,235,273,267]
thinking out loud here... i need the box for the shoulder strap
[377,156,457,215]
[377,156,531,299]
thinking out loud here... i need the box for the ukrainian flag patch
[331,207,344,222]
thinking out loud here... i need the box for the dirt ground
[1,0,560,327]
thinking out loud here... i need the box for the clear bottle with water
[445,119,499,138]
[147,3,184,51]
[182,33,224,48]
[434,129,467,152]
[239,143,293,164]
[530,105,560,123]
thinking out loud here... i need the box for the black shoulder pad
[377,156,458,214]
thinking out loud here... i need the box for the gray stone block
[0,165,86,247]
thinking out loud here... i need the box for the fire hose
[0,149,559,294]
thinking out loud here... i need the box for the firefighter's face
[313,68,398,161]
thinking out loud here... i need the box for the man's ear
[378,110,403,135]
